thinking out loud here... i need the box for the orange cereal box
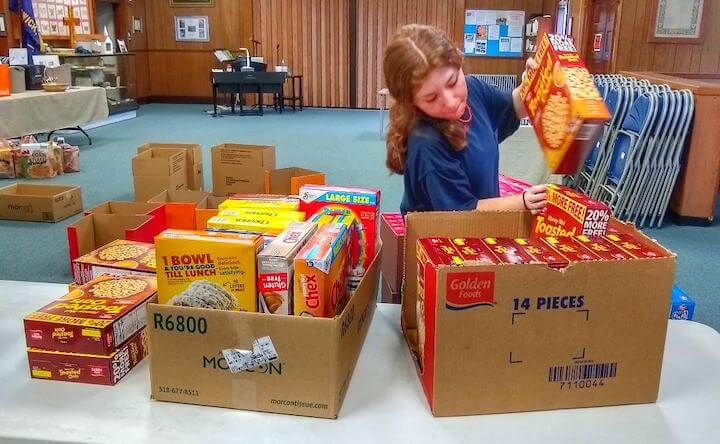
[24,275,157,355]
[72,239,156,285]
[520,34,610,174]
[293,223,350,318]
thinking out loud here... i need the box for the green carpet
[0,104,717,331]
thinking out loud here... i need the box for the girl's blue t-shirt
[400,76,520,214]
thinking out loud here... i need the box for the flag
[9,0,42,57]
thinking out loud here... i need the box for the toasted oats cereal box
[520,34,610,174]
[294,223,350,318]
[512,237,569,268]
[604,232,669,259]
[72,239,156,285]
[23,275,157,355]
[482,237,535,264]
[532,184,611,238]
[572,235,634,261]
[155,229,262,312]
[542,236,600,262]
[451,237,499,264]
[257,222,317,315]
[27,328,148,386]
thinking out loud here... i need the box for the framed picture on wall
[170,0,214,6]
[175,15,210,42]
[133,16,143,33]
[0,13,6,37]
[648,0,707,43]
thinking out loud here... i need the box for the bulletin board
[32,0,92,38]
[463,10,525,58]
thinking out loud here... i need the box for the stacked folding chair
[568,74,695,228]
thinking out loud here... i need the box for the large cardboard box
[132,148,188,202]
[402,210,675,417]
[84,201,167,231]
[148,189,210,230]
[212,144,275,196]
[0,183,82,222]
[67,213,158,262]
[138,143,204,191]
[147,243,381,418]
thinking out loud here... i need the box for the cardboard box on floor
[66,213,157,262]
[133,148,188,202]
[138,143,204,191]
[402,211,675,417]
[0,183,82,222]
[211,144,325,196]
[85,201,167,228]
[148,189,210,230]
[147,244,382,419]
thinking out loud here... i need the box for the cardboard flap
[269,168,326,195]
[211,143,276,168]
[132,149,186,176]
[67,213,154,259]
[66,213,95,261]
[332,243,381,412]
[86,201,165,216]
[149,189,209,204]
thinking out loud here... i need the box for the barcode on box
[548,362,618,382]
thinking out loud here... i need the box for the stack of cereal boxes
[24,275,155,385]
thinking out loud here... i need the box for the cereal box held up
[27,328,149,386]
[520,34,610,174]
[23,275,157,355]
[155,229,263,312]
[72,239,156,285]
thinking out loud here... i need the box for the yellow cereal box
[155,230,262,311]
[218,208,305,221]
[206,213,301,236]
[219,195,300,212]
[520,34,610,174]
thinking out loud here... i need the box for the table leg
[259,87,264,116]
[213,84,218,117]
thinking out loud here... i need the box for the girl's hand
[521,57,539,82]
[523,184,547,214]
[513,58,539,119]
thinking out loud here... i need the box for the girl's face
[413,65,468,121]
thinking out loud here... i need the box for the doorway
[585,0,619,73]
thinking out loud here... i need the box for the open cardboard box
[0,183,82,222]
[402,210,675,417]
[138,143,204,191]
[133,148,188,202]
[147,243,382,419]
[194,195,227,230]
[211,144,324,196]
[84,201,167,229]
[67,213,156,262]
[148,189,210,230]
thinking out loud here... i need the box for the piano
[211,71,287,116]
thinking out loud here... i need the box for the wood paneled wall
[143,0,253,99]
[252,0,350,108]
[355,0,463,109]
[0,0,10,55]
[612,0,720,74]
[115,0,150,100]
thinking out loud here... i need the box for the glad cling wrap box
[294,223,351,318]
[299,185,380,290]
[403,210,675,417]
[532,184,611,237]
[520,34,610,174]
[155,230,263,312]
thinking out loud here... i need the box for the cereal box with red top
[294,223,351,318]
[380,213,406,303]
[532,183,611,238]
[27,328,148,386]
[257,222,317,315]
[24,275,157,355]
[604,232,668,259]
[520,34,611,174]
[299,185,380,284]
[573,235,634,261]
[451,238,499,264]
[72,239,156,285]
[542,236,600,262]
[482,237,534,264]
[498,174,532,197]
[512,237,569,268]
